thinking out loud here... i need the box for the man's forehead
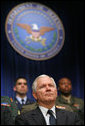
[16,78,27,82]
[59,78,71,83]
[37,77,54,86]
[38,76,52,82]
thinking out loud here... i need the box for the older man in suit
[15,74,82,125]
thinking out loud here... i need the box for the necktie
[47,110,56,125]
[19,99,24,112]
[21,99,24,105]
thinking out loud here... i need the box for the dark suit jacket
[15,107,82,125]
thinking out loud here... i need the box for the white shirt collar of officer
[16,96,27,104]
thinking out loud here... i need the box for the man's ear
[13,86,16,91]
[32,92,37,100]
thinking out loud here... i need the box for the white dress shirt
[39,105,56,125]
[16,96,27,104]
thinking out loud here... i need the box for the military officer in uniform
[55,77,84,124]
[13,77,34,114]
[1,96,18,125]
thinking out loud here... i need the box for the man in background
[56,77,84,123]
[13,77,34,114]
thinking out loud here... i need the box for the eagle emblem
[5,2,65,60]
[17,23,55,46]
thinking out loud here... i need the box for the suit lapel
[25,99,30,104]
[14,98,22,111]
[32,107,67,125]
[56,108,67,125]
[31,107,46,125]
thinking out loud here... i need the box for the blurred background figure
[56,77,84,123]
[1,96,18,125]
[13,77,34,114]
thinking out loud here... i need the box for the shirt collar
[16,96,27,104]
[39,105,56,116]
[61,94,71,103]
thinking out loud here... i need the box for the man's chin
[17,92,26,95]
[61,92,71,96]
[44,97,55,102]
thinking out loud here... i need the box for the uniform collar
[61,95,71,103]
[16,96,27,104]
[59,95,74,105]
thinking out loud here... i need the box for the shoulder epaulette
[10,98,13,102]
[56,105,66,109]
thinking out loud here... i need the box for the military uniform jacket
[15,98,34,112]
[56,95,84,123]
[1,96,18,125]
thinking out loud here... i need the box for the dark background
[1,0,84,101]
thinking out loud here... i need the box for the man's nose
[64,83,69,87]
[21,83,25,87]
[46,86,51,91]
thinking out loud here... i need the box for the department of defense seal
[5,2,65,60]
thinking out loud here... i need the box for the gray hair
[32,74,57,92]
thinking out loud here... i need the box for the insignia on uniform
[1,103,11,107]
[56,105,66,109]
[18,110,21,115]
[10,98,13,102]
[73,104,80,109]
[5,2,65,60]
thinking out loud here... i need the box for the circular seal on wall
[5,2,65,61]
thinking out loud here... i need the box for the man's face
[13,78,28,95]
[58,78,72,95]
[33,76,57,104]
